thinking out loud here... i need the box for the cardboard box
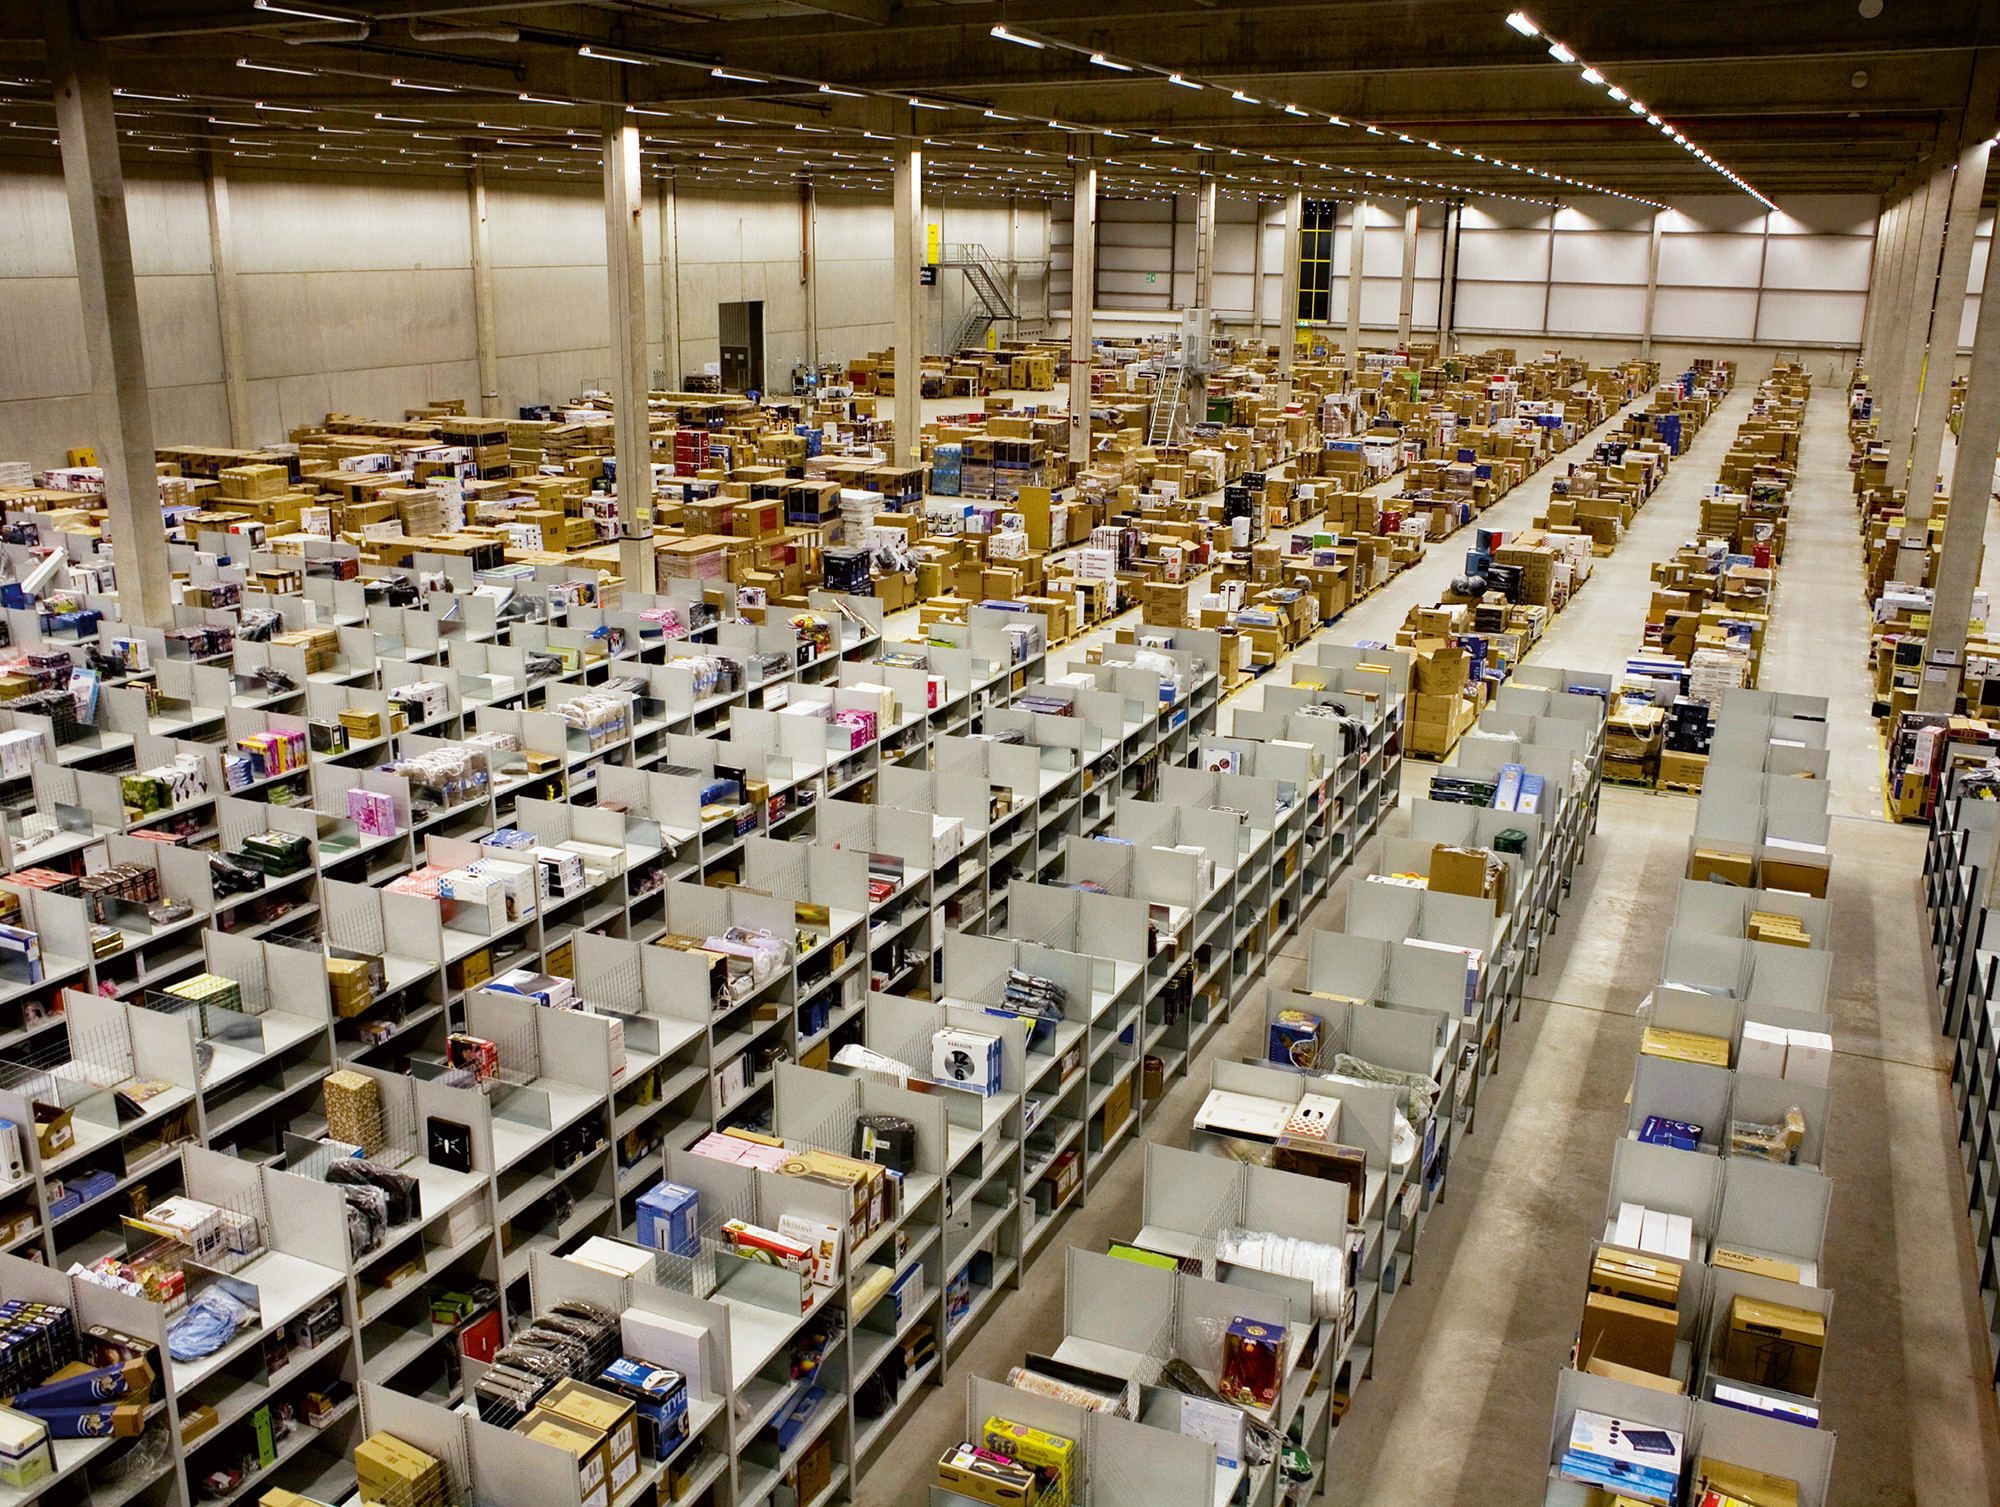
[1688,847,1754,887]
[1693,1456,1801,1507]
[937,1444,1038,1507]
[1579,1291,1679,1377]
[1720,1296,1824,1396]
[1582,1356,1686,1396]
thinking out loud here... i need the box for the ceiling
[1,2,1993,207]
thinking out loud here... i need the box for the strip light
[1503,9,1774,207]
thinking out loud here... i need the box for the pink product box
[831,710,876,749]
[348,787,398,837]
[690,1132,789,1171]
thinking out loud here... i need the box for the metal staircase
[940,243,1044,351]
[1145,307,1214,448]
[1148,352,1188,446]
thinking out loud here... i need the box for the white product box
[932,1027,1002,1096]
[1738,1021,1789,1080]
[1638,1208,1670,1257]
[1662,1213,1694,1262]
[1615,1202,1645,1249]
[930,814,966,867]
[1180,1395,1247,1468]
[1783,1029,1832,1087]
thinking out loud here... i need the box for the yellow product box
[980,1417,1076,1507]
[1639,1026,1730,1068]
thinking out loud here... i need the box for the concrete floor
[855,380,2000,1505]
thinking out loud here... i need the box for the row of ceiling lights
[1503,10,1774,209]
[986,23,1663,208]
[215,32,1594,207]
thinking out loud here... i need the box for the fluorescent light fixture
[1547,41,1576,62]
[251,0,356,20]
[908,97,948,108]
[235,57,315,75]
[1607,85,1627,100]
[1365,124,1382,134]
[1090,53,1131,71]
[1646,113,1661,125]
[114,89,186,101]
[1232,90,1254,102]
[1167,73,1200,89]
[1580,67,1604,84]
[820,84,862,97]
[1628,100,1646,114]
[392,77,454,91]
[375,112,422,123]
[518,92,571,105]
[578,45,654,65]
[1328,115,1345,125]
[1505,10,1539,35]
[711,68,763,82]
[989,25,1044,48]
[256,101,310,112]
[984,109,1012,119]
[1284,104,1306,116]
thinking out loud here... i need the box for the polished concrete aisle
[857,381,2000,1506]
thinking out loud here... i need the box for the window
[1298,200,1337,323]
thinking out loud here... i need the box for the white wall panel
[1662,197,1768,234]
[1757,290,1867,346]
[1456,228,1551,283]
[1659,232,1766,288]
[1654,286,1759,340]
[1551,230,1650,286]
[1762,234,1873,291]
[1767,196,1878,235]
[1455,280,1549,331]
[1547,283,1648,337]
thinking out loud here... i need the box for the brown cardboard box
[1693,1457,1801,1507]
[1758,857,1828,898]
[514,1410,619,1507]
[1589,1249,1682,1309]
[1688,847,1755,887]
[1579,1291,1678,1376]
[1720,1296,1824,1395]
[1428,844,1506,914]
[1582,1356,1687,1396]
[1712,1247,1802,1284]
[1100,1074,1134,1141]
[936,1445,1038,1507]
[1656,750,1707,789]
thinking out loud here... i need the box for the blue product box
[776,1383,825,1450]
[636,1181,700,1256]
[1516,774,1546,815]
[1492,763,1525,812]
[1639,1115,1703,1152]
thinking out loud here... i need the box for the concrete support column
[45,2,173,628]
[1397,199,1418,349]
[1006,193,1020,340]
[1910,54,1999,513]
[1887,152,1955,489]
[1871,189,1919,442]
[1251,199,1268,348]
[1859,193,1902,373]
[1194,175,1217,312]
[467,165,499,413]
[1278,188,1303,395]
[893,139,925,466]
[1343,196,1366,382]
[201,147,251,447]
[1067,152,1098,468]
[661,170,682,387]
[601,105,655,591]
[1641,212,1663,361]
[800,179,819,369]
[1439,202,1460,355]
[1918,194,2000,714]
